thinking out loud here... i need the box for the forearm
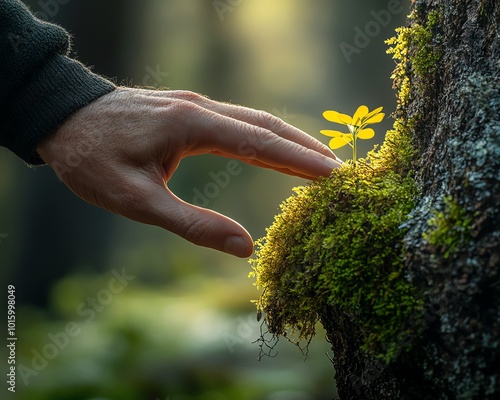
[0,0,115,164]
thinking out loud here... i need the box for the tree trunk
[251,1,499,399]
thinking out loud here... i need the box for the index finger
[185,107,342,179]
[159,90,341,162]
[162,90,342,163]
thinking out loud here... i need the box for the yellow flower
[321,105,384,162]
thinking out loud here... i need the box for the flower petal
[363,112,385,125]
[323,110,352,125]
[357,128,375,139]
[353,105,369,126]
[328,136,352,149]
[320,129,345,137]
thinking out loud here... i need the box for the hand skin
[37,88,342,257]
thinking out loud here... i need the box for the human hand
[37,88,341,257]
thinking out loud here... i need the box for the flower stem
[353,128,357,163]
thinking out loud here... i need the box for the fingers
[119,177,254,258]
[209,104,338,160]
[209,151,318,179]
[183,108,342,179]
[142,89,342,173]
[165,90,336,154]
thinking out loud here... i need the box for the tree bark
[325,0,500,398]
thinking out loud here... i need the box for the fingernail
[325,157,341,169]
[223,236,250,257]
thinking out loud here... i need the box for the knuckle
[172,90,206,103]
[245,126,279,152]
[172,99,199,115]
[159,99,203,126]
[256,110,287,131]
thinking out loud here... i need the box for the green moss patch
[250,150,423,363]
[423,196,475,259]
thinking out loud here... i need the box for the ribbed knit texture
[0,0,116,164]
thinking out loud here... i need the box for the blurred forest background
[1,1,408,399]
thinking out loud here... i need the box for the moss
[411,10,442,78]
[422,196,475,259]
[250,154,424,363]
[386,10,442,99]
[249,9,446,364]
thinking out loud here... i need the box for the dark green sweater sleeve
[0,0,116,164]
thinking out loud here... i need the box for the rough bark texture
[327,0,500,398]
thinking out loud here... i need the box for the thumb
[129,182,254,258]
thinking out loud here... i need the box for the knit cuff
[5,53,116,164]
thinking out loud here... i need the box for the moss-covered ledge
[250,151,422,357]
[249,160,428,396]
[250,1,499,398]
